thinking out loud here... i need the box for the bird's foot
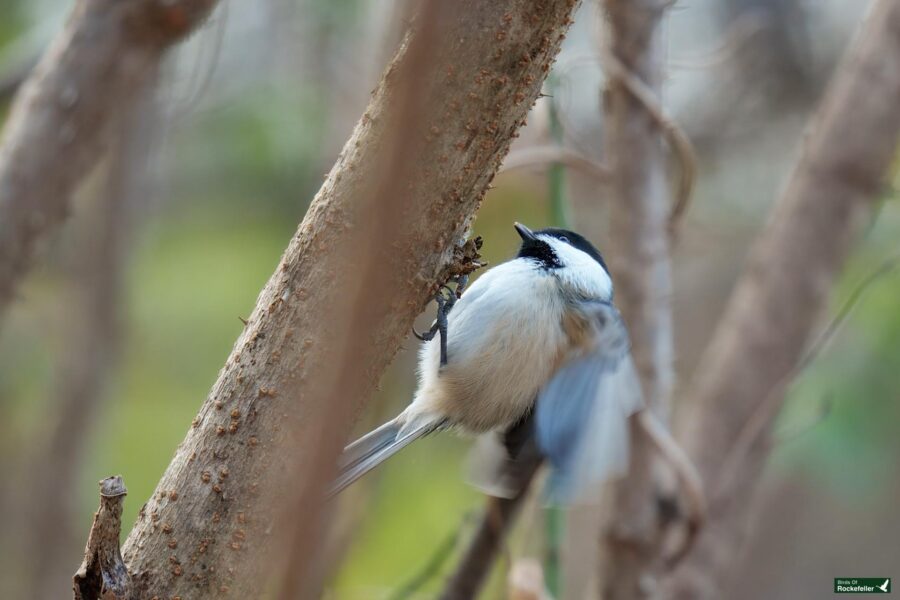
[413,275,468,366]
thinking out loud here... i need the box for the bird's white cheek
[560,264,612,300]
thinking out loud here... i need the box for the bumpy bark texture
[599,0,675,597]
[119,2,581,598]
[661,2,900,598]
[0,0,216,319]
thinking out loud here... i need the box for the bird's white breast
[404,260,569,433]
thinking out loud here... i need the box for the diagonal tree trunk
[660,1,900,597]
[110,2,582,598]
[0,0,218,322]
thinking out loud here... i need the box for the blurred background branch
[501,144,610,184]
[598,0,681,597]
[440,464,541,600]
[0,0,218,322]
[17,85,154,599]
[661,1,900,597]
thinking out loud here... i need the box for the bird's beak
[514,222,536,241]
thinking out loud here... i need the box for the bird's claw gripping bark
[413,275,469,366]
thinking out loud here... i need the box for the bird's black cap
[515,222,608,272]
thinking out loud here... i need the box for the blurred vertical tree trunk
[18,86,156,600]
[106,2,582,599]
[660,1,900,597]
[598,0,675,597]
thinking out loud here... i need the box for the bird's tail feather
[327,416,440,498]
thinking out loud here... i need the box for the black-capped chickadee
[330,223,642,502]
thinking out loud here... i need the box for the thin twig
[667,11,768,71]
[772,394,833,445]
[387,514,474,600]
[600,50,697,238]
[636,410,706,567]
[171,1,228,121]
[500,145,610,182]
[439,459,542,600]
[551,50,696,237]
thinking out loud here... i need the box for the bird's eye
[559,236,569,243]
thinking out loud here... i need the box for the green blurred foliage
[172,86,330,211]
[775,182,900,498]
[0,1,24,51]
[81,207,294,527]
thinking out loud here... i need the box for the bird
[329,222,642,502]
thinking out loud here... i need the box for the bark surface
[661,2,900,597]
[117,2,581,598]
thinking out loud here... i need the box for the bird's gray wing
[535,301,643,504]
